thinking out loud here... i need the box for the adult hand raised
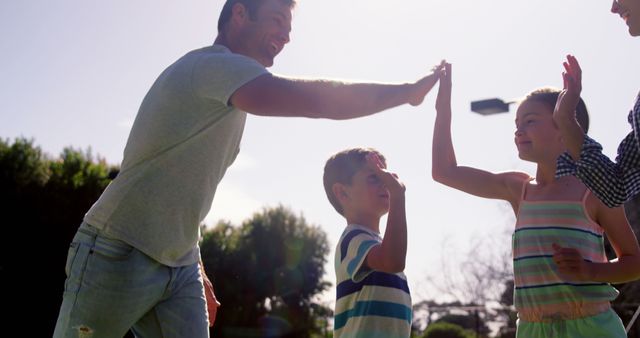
[408,61,447,106]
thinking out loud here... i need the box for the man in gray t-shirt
[54,0,445,337]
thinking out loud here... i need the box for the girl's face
[612,0,640,36]
[514,100,564,163]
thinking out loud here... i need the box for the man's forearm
[234,73,436,119]
[307,81,415,120]
[267,78,417,120]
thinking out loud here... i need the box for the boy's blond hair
[323,147,386,215]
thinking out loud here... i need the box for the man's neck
[213,35,230,49]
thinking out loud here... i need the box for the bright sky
[3,0,640,308]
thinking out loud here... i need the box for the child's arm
[364,154,407,273]
[553,195,640,283]
[432,62,526,205]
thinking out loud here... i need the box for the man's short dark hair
[217,0,296,33]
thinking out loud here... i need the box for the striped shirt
[513,187,618,322]
[556,92,640,208]
[334,224,412,338]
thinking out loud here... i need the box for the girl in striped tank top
[431,62,640,337]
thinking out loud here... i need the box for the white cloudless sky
[2,0,640,307]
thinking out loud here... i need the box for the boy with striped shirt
[323,148,412,338]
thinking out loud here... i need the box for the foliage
[0,137,118,336]
[201,205,332,337]
[436,314,489,336]
[412,299,491,337]
[1,137,334,337]
[420,322,475,338]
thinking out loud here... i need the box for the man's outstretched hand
[408,60,446,106]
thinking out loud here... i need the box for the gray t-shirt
[84,45,268,266]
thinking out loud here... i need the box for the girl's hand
[435,61,452,113]
[408,61,446,106]
[552,243,593,282]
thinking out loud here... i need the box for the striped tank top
[513,180,619,322]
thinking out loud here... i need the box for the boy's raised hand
[552,243,593,282]
[366,153,405,197]
[408,61,447,106]
[554,55,583,126]
[435,61,452,113]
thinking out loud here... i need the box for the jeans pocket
[64,242,91,294]
[64,242,79,277]
[92,235,134,261]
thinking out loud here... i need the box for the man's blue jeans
[53,223,209,338]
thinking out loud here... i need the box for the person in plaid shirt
[554,1,640,208]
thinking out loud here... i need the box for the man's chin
[261,57,275,68]
[252,55,273,68]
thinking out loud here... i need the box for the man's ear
[231,2,248,26]
[332,183,349,204]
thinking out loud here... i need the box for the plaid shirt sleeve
[556,93,640,208]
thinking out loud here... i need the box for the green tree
[412,300,491,338]
[201,205,332,337]
[1,138,333,337]
[421,322,474,338]
[436,314,489,337]
[0,137,117,336]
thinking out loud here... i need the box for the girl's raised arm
[431,62,527,208]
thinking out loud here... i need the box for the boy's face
[612,0,640,36]
[338,165,390,218]
[514,100,563,163]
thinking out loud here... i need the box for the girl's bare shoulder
[497,171,532,203]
